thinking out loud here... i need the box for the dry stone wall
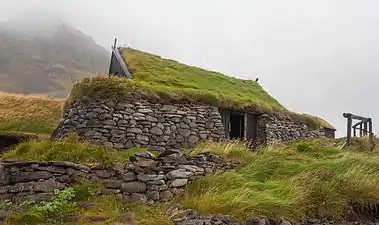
[53,100,226,151]
[255,114,320,146]
[0,150,237,204]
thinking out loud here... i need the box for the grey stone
[137,174,164,182]
[113,143,125,149]
[146,190,160,201]
[101,188,118,195]
[169,179,188,188]
[55,175,72,183]
[130,193,147,204]
[93,108,108,113]
[150,127,163,135]
[147,180,165,185]
[102,180,122,188]
[246,217,271,225]
[10,171,54,183]
[159,190,173,202]
[136,135,149,142]
[84,112,98,119]
[138,108,153,113]
[180,165,205,173]
[98,113,112,120]
[167,169,193,179]
[8,182,34,192]
[157,123,165,130]
[102,119,117,126]
[178,129,191,137]
[121,182,146,193]
[34,179,66,192]
[179,122,189,129]
[188,135,199,144]
[94,170,113,178]
[148,184,168,191]
[205,121,215,129]
[118,119,129,126]
[127,128,143,134]
[146,115,158,122]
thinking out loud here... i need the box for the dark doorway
[246,113,257,141]
[229,113,245,139]
[0,134,36,153]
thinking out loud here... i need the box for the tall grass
[180,139,379,222]
[2,135,147,165]
[0,92,63,135]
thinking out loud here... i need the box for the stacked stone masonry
[53,100,332,151]
[0,150,238,204]
[256,114,320,146]
[53,100,226,151]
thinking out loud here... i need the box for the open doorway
[229,112,245,139]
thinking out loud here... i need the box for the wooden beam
[364,122,368,136]
[352,121,364,128]
[346,113,352,146]
[359,123,363,137]
[343,113,370,122]
[368,118,374,152]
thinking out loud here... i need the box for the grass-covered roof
[67,47,335,130]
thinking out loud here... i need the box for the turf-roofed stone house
[52,42,336,150]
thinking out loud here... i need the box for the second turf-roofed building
[52,42,336,150]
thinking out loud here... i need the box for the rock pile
[0,149,238,203]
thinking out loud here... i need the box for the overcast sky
[1,0,379,137]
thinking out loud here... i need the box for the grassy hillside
[0,22,109,98]
[3,138,379,224]
[0,92,64,136]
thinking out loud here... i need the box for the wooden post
[353,127,356,137]
[346,113,352,146]
[368,118,374,152]
[359,123,363,137]
[364,122,368,136]
[113,38,117,48]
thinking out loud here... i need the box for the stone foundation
[53,100,226,151]
[0,150,237,204]
[256,114,320,146]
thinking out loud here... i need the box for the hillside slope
[0,21,109,98]
[0,92,63,135]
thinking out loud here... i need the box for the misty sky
[1,0,379,137]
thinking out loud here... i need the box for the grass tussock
[1,134,147,165]
[0,92,64,134]
[180,139,379,222]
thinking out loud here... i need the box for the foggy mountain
[0,20,109,98]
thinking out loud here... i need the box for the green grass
[1,134,148,165]
[180,139,379,222]
[122,47,285,113]
[64,47,334,130]
[0,117,56,135]
[4,138,379,224]
[0,92,64,135]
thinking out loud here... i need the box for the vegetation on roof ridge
[65,47,334,130]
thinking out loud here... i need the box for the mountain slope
[0,21,109,98]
